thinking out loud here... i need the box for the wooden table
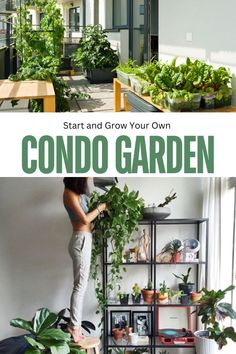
[0,80,56,112]
[113,78,236,112]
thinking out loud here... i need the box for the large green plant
[89,185,144,316]
[196,285,236,349]
[72,25,119,70]
[10,308,83,354]
[10,0,84,112]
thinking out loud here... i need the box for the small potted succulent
[194,285,236,354]
[156,281,169,304]
[141,279,154,303]
[132,283,142,304]
[173,267,195,295]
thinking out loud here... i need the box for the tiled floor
[64,75,114,112]
[0,75,115,112]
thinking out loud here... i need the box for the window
[113,0,128,28]
[69,7,80,32]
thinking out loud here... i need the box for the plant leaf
[50,342,70,354]
[10,318,34,333]
[24,336,45,350]
[33,308,58,334]
[38,328,71,342]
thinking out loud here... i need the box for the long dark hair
[63,177,88,195]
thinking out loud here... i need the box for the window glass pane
[113,0,127,27]
[69,7,80,31]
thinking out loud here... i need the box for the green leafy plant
[10,308,83,354]
[159,281,168,295]
[72,25,119,70]
[158,190,177,207]
[115,59,138,74]
[146,278,153,290]
[173,267,192,285]
[10,0,86,112]
[132,283,141,299]
[54,308,95,334]
[196,285,236,349]
[89,185,144,318]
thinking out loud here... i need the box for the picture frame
[132,311,152,336]
[110,310,131,335]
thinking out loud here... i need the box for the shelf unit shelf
[102,218,209,353]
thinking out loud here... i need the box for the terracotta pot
[112,328,124,341]
[172,252,181,263]
[191,291,202,302]
[156,291,169,304]
[141,289,154,303]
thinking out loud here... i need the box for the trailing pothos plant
[10,307,83,354]
[195,285,236,349]
[10,0,86,112]
[89,185,144,320]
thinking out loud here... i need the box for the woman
[63,177,107,343]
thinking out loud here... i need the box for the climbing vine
[89,185,144,322]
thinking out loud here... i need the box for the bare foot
[67,326,85,343]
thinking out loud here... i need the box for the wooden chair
[75,337,100,354]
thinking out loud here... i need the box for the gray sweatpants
[68,231,92,328]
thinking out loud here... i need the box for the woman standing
[63,177,107,343]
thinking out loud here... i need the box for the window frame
[112,0,129,29]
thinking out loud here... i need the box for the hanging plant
[89,185,144,318]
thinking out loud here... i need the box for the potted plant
[10,307,82,353]
[173,267,195,294]
[157,281,169,304]
[143,190,177,220]
[72,25,119,83]
[194,285,236,354]
[132,283,142,304]
[115,59,138,86]
[160,239,183,263]
[191,291,202,303]
[168,289,183,304]
[141,279,154,303]
[119,291,129,305]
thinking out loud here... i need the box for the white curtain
[202,177,234,290]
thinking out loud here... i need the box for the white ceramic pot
[194,330,219,354]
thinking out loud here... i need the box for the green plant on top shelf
[158,190,177,207]
[173,267,192,285]
[158,350,170,354]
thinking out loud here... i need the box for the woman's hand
[98,203,107,212]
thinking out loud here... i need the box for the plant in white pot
[194,285,236,354]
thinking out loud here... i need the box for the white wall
[159,0,236,104]
[0,177,204,342]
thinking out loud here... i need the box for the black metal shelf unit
[102,218,209,354]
